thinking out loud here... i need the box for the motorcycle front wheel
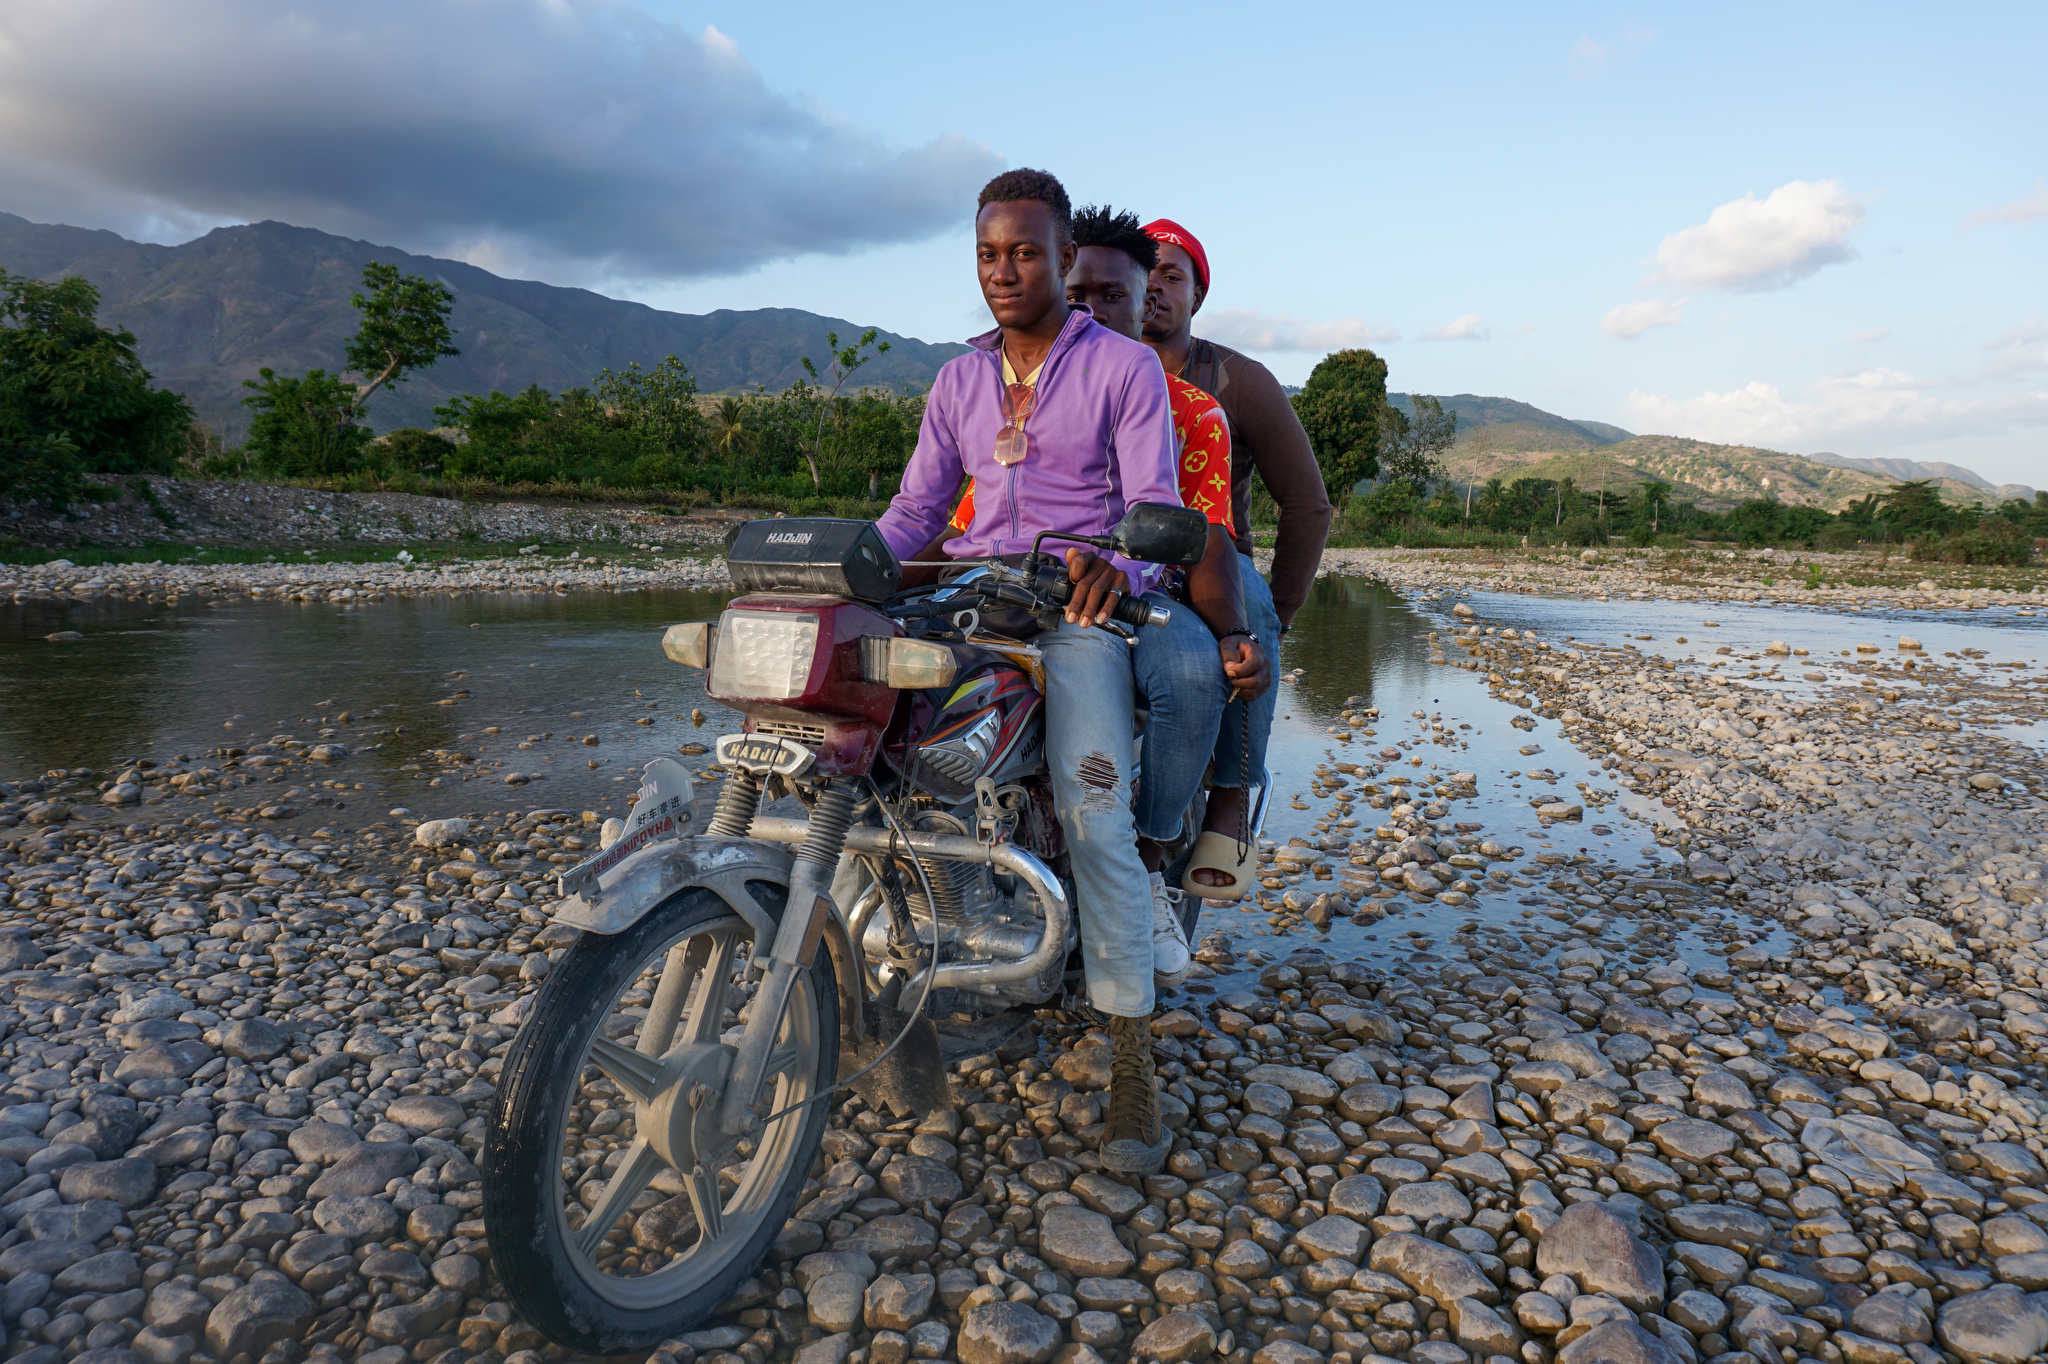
[484,887,838,1353]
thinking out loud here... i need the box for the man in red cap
[1141,217,1332,900]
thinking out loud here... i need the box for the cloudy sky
[2,0,2043,485]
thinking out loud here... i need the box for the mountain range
[1394,393,2035,510]
[3,210,2031,508]
[0,211,966,436]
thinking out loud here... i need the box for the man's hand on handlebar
[1062,548,1124,627]
[1220,634,1270,701]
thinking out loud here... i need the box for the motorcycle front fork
[712,774,856,1136]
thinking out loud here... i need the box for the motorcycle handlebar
[1030,562,1169,629]
[1120,594,1172,629]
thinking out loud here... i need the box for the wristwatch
[1218,629,1260,647]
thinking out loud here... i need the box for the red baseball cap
[1142,218,1209,293]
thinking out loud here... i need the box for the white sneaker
[1150,871,1193,987]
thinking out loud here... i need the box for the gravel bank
[1323,547,2047,613]
[4,553,730,606]
[1,587,2044,1364]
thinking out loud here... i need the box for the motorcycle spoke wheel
[549,915,823,1313]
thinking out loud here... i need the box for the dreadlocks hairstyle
[977,168,1073,238]
[1070,205,1159,273]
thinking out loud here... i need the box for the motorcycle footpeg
[843,1007,950,1119]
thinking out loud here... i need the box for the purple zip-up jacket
[876,307,1182,593]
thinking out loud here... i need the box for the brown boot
[1100,1013,1169,1176]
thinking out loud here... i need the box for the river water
[4,576,2043,969]
[0,579,1636,834]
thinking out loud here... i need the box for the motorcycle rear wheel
[484,887,837,1353]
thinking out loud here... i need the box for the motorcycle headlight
[708,610,820,701]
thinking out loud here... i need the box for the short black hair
[977,168,1072,238]
[1070,204,1158,274]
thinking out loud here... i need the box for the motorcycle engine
[862,806,1064,1008]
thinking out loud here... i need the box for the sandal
[1180,829,1254,902]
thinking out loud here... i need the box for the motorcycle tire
[483,887,838,1353]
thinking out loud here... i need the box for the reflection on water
[12,569,2031,851]
[0,591,736,814]
[0,578,1674,855]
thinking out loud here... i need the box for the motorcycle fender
[550,835,869,1042]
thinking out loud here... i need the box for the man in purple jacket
[874,168,1182,1175]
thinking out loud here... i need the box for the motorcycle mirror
[1113,502,1209,566]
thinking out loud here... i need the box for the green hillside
[0,212,966,437]
[1393,392,1625,453]
[1418,390,2027,510]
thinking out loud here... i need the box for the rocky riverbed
[1321,547,2047,614]
[4,552,730,607]
[1,581,2045,1364]
[10,541,2044,617]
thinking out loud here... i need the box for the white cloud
[1852,327,1889,344]
[1569,25,1653,76]
[701,23,741,61]
[1602,298,1684,339]
[1201,308,1399,352]
[1987,321,2048,352]
[1624,368,2048,452]
[1965,183,2048,229]
[1422,313,1489,342]
[1569,36,1612,72]
[1655,180,1864,291]
[0,0,998,283]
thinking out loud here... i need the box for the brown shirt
[1178,338,1332,625]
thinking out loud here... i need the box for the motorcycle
[481,503,1270,1352]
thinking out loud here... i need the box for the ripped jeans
[1039,616,1154,1018]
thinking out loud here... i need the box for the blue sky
[2,0,2043,485]
[639,2,2048,487]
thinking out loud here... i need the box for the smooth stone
[1130,1310,1219,1362]
[205,1276,315,1360]
[1535,1201,1664,1309]
[957,1301,1060,1364]
[1038,1204,1133,1278]
[1369,1232,1496,1307]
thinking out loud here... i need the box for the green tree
[1293,348,1396,504]
[1877,480,1955,537]
[241,368,369,476]
[1635,478,1672,536]
[796,329,891,490]
[0,269,192,503]
[1477,476,1506,529]
[1556,476,1578,527]
[345,262,459,413]
[596,355,706,454]
[240,261,457,477]
[825,391,922,499]
[1382,394,1457,485]
[713,396,749,456]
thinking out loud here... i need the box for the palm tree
[1479,476,1505,529]
[713,396,747,456]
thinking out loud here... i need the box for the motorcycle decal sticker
[558,756,696,897]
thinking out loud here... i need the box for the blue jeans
[1211,555,1279,789]
[1039,618,1155,1018]
[1132,592,1229,842]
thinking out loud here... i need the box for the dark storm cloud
[0,1,999,278]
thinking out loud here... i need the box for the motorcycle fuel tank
[888,660,1043,800]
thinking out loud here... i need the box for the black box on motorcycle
[725,518,902,603]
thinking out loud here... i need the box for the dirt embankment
[1,477,731,550]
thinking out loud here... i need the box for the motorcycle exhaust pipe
[747,817,1071,996]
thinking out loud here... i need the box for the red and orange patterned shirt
[949,373,1234,534]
